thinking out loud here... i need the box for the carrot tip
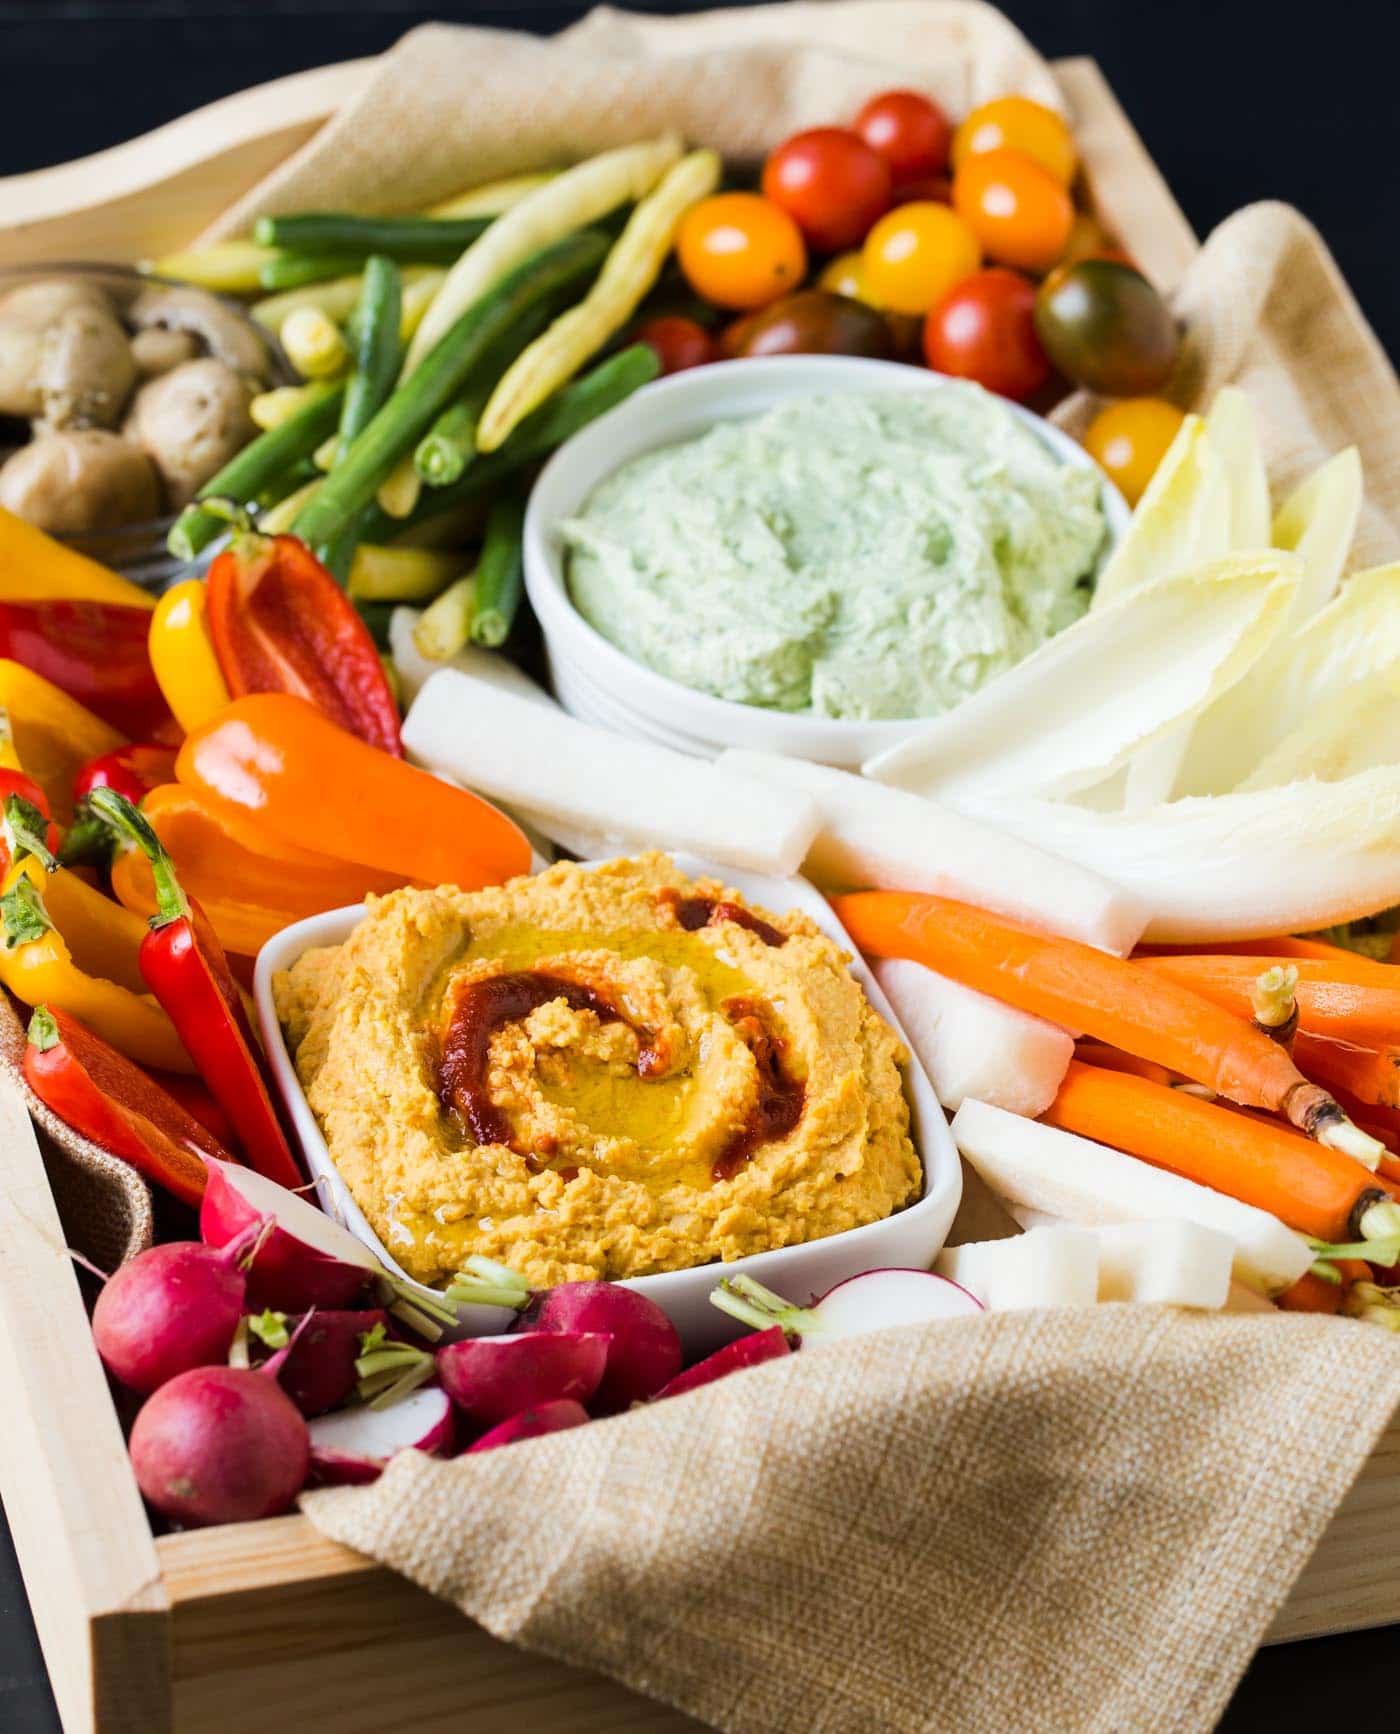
[1318,1117,1386,1172]
[1358,1199,1400,1245]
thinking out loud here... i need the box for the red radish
[711,1268,982,1342]
[129,1347,310,1526]
[653,1326,792,1401]
[467,1399,589,1453]
[307,1386,455,1485]
[92,1222,264,1395]
[200,1158,376,1312]
[532,1282,681,1413]
[258,1310,390,1418]
[437,1331,610,1426]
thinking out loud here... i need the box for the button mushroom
[0,278,113,419]
[37,303,138,430]
[130,326,200,378]
[124,357,256,507]
[0,429,160,534]
[128,284,273,382]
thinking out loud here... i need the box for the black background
[1,3,1396,1728]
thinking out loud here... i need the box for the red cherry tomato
[761,128,892,253]
[631,316,718,376]
[890,174,952,207]
[923,268,1050,402]
[854,89,953,184]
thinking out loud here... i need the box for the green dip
[563,384,1107,722]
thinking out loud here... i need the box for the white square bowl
[254,857,962,1354]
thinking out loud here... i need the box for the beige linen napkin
[306,1306,1400,1734]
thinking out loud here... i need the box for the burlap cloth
[3,6,1398,1726]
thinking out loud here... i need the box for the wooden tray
[0,54,1395,1734]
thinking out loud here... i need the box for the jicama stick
[949,1098,1312,1293]
[871,958,1073,1116]
[718,749,1146,954]
[833,890,1383,1162]
[1042,1061,1400,1246]
[1139,955,1400,1052]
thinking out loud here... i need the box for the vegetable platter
[0,48,1397,1734]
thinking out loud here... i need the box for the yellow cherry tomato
[677,193,807,312]
[953,148,1074,275]
[952,95,1077,186]
[860,202,981,316]
[818,250,870,301]
[1082,397,1186,505]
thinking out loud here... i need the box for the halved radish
[466,1399,589,1452]
[711,1268,982,1342]
[653,1326,792,1401]
[532,1282,681,1412]
[437,1331,610,1426]
[200,1160,377,1312]
[307,1386,456,1485]
[263,1310,390,1418]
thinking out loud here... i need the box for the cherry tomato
[952,95,1077,186]
[923,268,1049,402]
[677,193,808,311]
[1061,211,1134,270]
[890,174,952,207]
[818,251,870,300]
[631,315,718,375]
[853,89,953,185]
[762,128,892,253]
[952,147,1074,275]
[1082,397,1186,504]
[721,289,894,362]
[1034,259,1179,396]
[860,201,980,316]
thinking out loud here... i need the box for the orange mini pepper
[176,693,531,892]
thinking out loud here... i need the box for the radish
[307,1386,456,1485]
[466,1399,589,1452]
[653,1326,791,1401]
[252,1310,391,1418]
[200,1159,378,1313]
[128,1329,311,1526]
[92,1222,265,1396]
[531,1282,681,1412]
[437,1331,610,1426]
[711,1268,982,1342]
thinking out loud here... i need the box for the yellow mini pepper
[0,661,125,826]
[0,862,194,1073]
[5,851,149,993]
[149,580,231,735]
[0,506,155,609]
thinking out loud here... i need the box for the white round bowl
[523,355,1130,769]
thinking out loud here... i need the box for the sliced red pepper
[74,742,179,809]
[23,1004,226,1209]
[0,772,60,876]
[0,600,172,738]
[206,532,402,757]
[147,1070,243,1153]
[90,787,305,1191]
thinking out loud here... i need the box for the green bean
[258,252,359,292]
[168,382,346,561]
[412,300,554,487]
[291,229,609,552]
[255,212,493,263]
[469,494,526,647]
[337,256,403,459]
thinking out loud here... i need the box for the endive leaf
[1204,388,1272,551]
[864,554,1299,804]
[1091,414,1232,608]
[1240,664,1400,790]
[1175,560,1400,796]
[1272,446,1363,625]
[953,768,1400,943]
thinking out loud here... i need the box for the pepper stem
[3,795,55,873]
[26,1005,59,1052]
[2,876,53,950]
[86,788,189,927]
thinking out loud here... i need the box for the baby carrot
[1073,1043,1178,1088]
[1275,1271,1345,1314]
[1041,1060,1400,1247]
[1295,1032,1400,1109]
[1139,955,1400,1051]
[833,890,1383,1163]
[1139,936,1400,983]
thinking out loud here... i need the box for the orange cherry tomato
[854,89,953,185]
[1082,397,1186,505]
[677,193,807,312]
[952,148,1074,274]
[762,128,892,253]
[1062,211,1134,270]
[860,201,981,316]
[923,268,1049,402]
[952,95,1077,186]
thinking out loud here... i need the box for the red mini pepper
[0,599,171,738]
[23,1004,228,1209]
[74,742,179,809]
[90,787,305,1191]
[205,532,402,756]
